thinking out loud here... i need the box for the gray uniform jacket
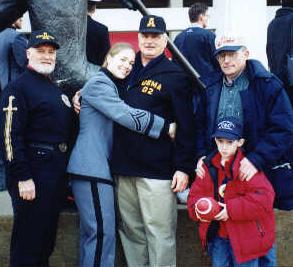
[67,71,165,181]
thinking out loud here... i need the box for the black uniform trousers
[7,146,68,267]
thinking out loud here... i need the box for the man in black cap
[111,15,196,267]
[0,30,73,267]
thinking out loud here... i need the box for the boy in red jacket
[187,117,276,267]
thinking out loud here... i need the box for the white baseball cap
[214,36,247,56]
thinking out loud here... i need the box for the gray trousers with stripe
[71,179,116,267]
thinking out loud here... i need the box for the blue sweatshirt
[111,52,196,179]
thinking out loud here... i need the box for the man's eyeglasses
[216,50,242,63]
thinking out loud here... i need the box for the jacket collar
[191,22,203,28]
[275,7,293,18]
[26,66,52,81]
[101,67,127,91]
[210,148,245,180]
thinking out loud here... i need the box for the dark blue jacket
[86,15,110,66]
[0,68,73,182]
[267,7,293,90]
[0,28,27,90]
[196,59,293,171]
[111,53,196,179]
[174,26,219,79]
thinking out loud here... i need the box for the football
[195,197,221,221]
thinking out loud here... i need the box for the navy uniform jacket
[111,53,196,179]
[86,15,110,66]
[0,68,73,182]
[267,7,293,88]
[174,26,219,79]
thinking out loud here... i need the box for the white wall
[93,8,190,32]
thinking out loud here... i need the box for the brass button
[58,143,68,153]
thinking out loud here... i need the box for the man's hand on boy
[239,157,258,181]
[214,202,229,221]
[195,156,206,179]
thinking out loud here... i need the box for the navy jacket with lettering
[111,52,196,179]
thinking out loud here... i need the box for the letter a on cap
[147,17,156,28]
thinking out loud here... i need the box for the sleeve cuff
[147,115,165,139]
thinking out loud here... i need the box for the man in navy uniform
[86,0,110,65]
[111,15,196,267]
[0,30,73,267]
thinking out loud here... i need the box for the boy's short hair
[212,117,243,140]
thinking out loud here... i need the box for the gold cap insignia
[147,17,156,28]
[36,32,55,41]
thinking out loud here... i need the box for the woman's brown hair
[102,42,135,68]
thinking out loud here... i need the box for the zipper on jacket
[256,220,265,237]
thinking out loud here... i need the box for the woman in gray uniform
[67,43,172,267]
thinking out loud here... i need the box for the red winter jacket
[187,149,275,264]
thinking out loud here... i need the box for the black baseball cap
[139,15,166,34]
[27,30,60,49]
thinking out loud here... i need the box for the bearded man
[0,30,74,267]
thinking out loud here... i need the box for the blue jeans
[0,159,6,191]
[208,236,276,267]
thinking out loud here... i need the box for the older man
[195,36,293,210]
[111,15,196,267]
[0,30,73,267]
